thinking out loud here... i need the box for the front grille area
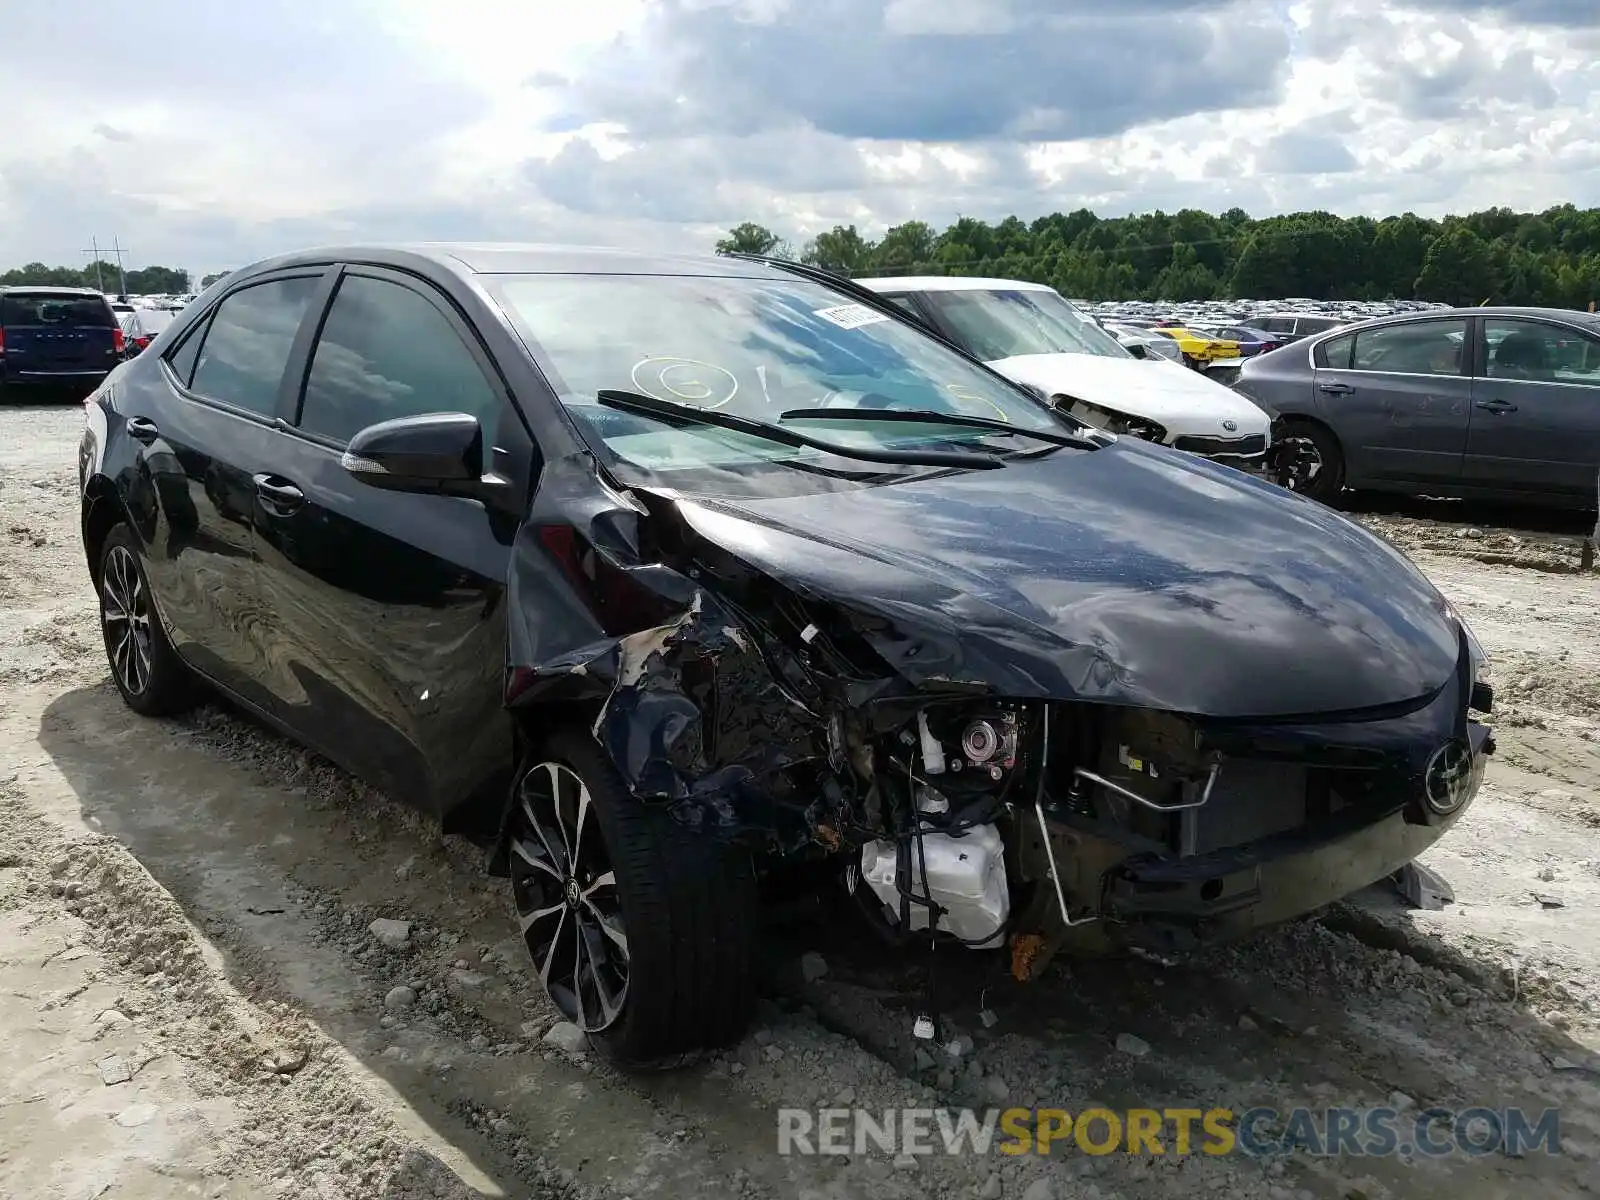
[1172,433,1267,456]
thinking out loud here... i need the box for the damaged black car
[78,245,1494,1069]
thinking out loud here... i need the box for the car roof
[855,276,1057,294]
[0,285,106,297]
[233,242,799,281]
[1313,306,1600,336]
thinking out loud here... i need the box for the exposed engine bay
[501,445,1493,982]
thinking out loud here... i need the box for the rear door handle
[1317,382,1354,395]
[125,416,160,443]
[252,473,305,513]
[1474,399,1518,414]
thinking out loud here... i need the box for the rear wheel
[1277,418,1345,505]
[98,524,200,716]
[508,729,757,1069]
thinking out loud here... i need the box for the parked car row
[77,241,1496,1069]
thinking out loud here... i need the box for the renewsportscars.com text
[777,1106,1562,1158]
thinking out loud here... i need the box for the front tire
[508,729,757,1069]
[98,524,200,716]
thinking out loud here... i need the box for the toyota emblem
[1221,419,1239,432]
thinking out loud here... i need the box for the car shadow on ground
[33,681,1600,1200]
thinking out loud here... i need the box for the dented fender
[500,452,854,854]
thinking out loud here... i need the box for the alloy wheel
[509,761,630,1032]
[101,544,153,695]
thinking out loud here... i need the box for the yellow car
[1153,327,1241,364]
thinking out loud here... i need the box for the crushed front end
[848,636,1492,969]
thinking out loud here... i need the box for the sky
[3,0,1599,276]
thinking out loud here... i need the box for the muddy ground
[1,399,1597,1200]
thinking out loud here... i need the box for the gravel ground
[1,399,1598,1199]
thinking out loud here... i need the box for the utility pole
[111,236,129,298]
[80,236,105,292]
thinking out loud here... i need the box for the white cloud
[0,0,1597,276]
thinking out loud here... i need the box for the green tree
[870,220,936,271]
[714,222,790,258]
[1414,227,1502,306]
[801,225,875,274]
[125,265,189,293]
[200,270,232,289]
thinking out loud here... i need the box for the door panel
[123,274,323,711]
[251,438,514,812]
[250,268,520,814]
[1314,318,1471,485]
[1464,318,1600,496]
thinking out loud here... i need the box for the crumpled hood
[664,439,1460,718]
[990,353,1272,434]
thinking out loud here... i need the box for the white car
[857,276,1272,467]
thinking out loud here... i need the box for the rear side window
[1314,333,1354,369]
[189,277,320,415]
[297,274,502,466]
[165,317,207,387]
[1,293,116,327]
[1350,320,1467,376]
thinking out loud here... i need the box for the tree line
[0,261,196,295]
[715,205,1600,309]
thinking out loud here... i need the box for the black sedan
[1235,306,1600,508]
[79,244,1493,1068]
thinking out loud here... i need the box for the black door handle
[252,473,305,512]
[126,416,160,442]
[1474,399,1517,413]
[1317,382,1354,395]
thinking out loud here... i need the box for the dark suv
[0,286,124,398]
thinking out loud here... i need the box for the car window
[165,316,207,387]
[1485,319,1600,385]
[0,293,117,327]
[1315,333,1355,369]
[298,274,503,467]
[1350,320,1467,376]
[488,272,1071,484]
[1260,317,1291,333]
[880,294,927,321]
[189,278,320,415]
[919,288,1131,361]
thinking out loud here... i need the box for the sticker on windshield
[813,303,890,330]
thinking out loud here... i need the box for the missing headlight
[1056,396,1167,443]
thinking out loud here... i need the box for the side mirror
[340,412,484,496]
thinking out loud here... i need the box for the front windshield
[490,272,1077,482]
[919,288,1131,362]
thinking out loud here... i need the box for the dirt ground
[1,400,1597,1200]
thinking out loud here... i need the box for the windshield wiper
[777,407,1103,450]
[595,390,1007,470]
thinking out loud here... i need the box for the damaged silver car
[79,245,1494,1070]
